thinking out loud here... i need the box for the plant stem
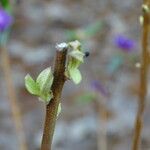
[132,1,150,150]
[1,46,27,150]
[41,47,68,150]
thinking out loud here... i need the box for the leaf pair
[25,68,54,104]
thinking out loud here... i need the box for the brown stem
[41,47,68,150]
[132,1,150,150]
[1,46,27,150]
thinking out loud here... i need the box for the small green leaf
[57,103,62,117]
[65,58,81,79]
[36,68,54,93]
[39,90,53,104]
[69,68,82,84]
[25,74,40,95]
[68,58,81,69]
[69,50,84,62]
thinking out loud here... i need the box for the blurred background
[1,0,150,150]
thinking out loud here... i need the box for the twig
[41,46,68,150]
[132,1,150,150]
[1,46,27,150]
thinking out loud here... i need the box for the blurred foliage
[0,31,9,46]
[66,21,103,41]
[77,92,96,105]
[0,0,11,11]
[106,55,123,74]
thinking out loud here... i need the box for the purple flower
[114,35,136,52]
[90,80,109,97]
[0,8,13,32]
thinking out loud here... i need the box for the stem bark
[132,1,150,150]
[41,47,67,150]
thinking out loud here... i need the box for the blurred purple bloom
[114,35,136,52]
[90,80,109,97]
[0,8,13,32]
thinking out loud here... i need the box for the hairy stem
[1,46,27,150]
[132,1,150,150]
[41,47,68,150]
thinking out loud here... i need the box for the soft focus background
[1,0,150,150]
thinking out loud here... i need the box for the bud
[142,4,150,13]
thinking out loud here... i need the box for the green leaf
[69,68,82,84]
[36,68,54,93]
[39,90,53,104]
[57,103,62,117]
[65,58,81,79]
[25,74,40,95]
[68,58,81,70]
[69,50,84,62]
